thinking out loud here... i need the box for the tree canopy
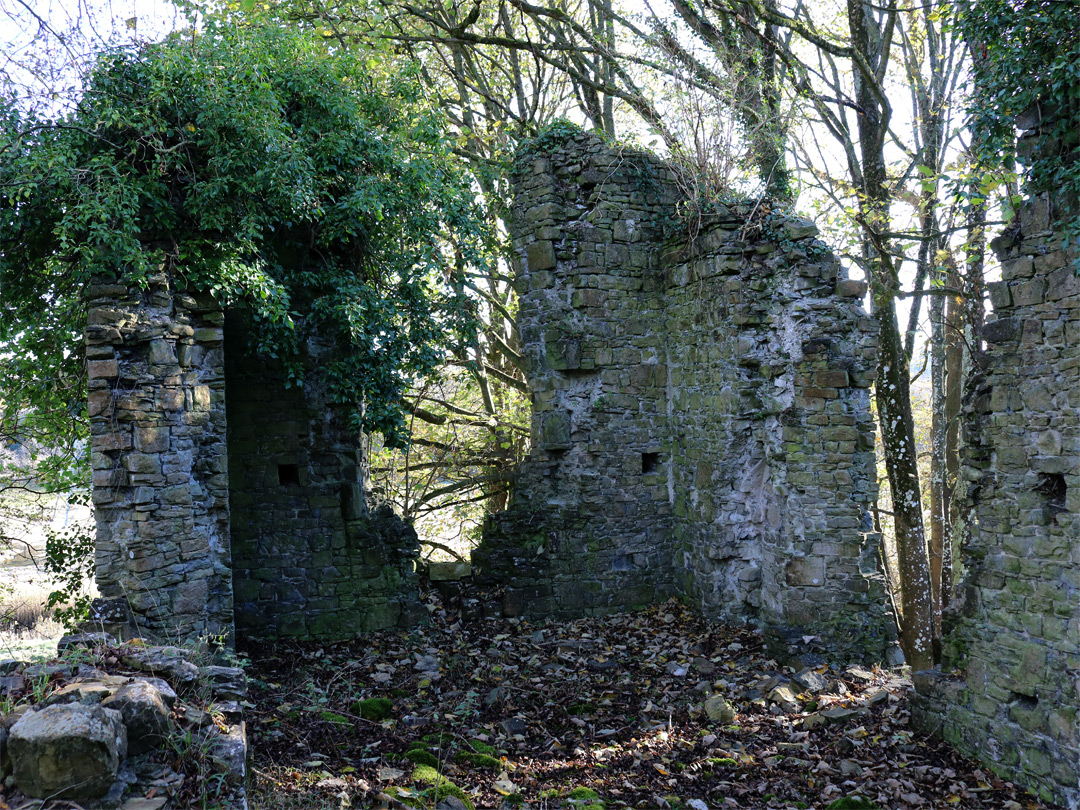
[0,23,487,449]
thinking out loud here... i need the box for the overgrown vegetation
[958,0,1080,245]
[0,22,487,450]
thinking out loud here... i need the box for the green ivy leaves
[1,24,488,447]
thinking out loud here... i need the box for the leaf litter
[242,595,1060,810]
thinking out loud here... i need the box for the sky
[0,0,187,114]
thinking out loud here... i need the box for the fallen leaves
[243,596,1061,810]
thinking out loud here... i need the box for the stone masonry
[87,274,233,641]
[474,130,891,658]
[913,112,1079,807]
[225,313,421,638]
[86,276,420,642]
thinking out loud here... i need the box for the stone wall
[87,277,420,642]
[474,131,890,656]
[913,114,1079,807]
[225,314,421,638]
[87,274,233,640]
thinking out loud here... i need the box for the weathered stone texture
[913,116,1079,807]
[225,314,421,638]
[474,132,888,655]
[87,275,233,641]
[88,278,421,642]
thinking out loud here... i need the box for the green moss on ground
[351,697,393,721]
[410,764,475,810]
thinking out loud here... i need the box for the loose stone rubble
[0,633,248,809]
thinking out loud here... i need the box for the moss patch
[455,751,502,770]
[404,748,440,768]
[411,765,475,810]
[825,797,879,809]
[351,697,393,721]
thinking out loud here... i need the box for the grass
[0,556,93,661]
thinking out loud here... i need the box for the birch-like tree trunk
[846,0,935,673]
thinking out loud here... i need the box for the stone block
[135,427,170,453]
[147,339,177,365]
[835,279,867,298]
[526,240,556,271]
[1011,278,1047,307]
[785,557,825,587]
[539,409,572,451]
[193,327,224,343]
[987,281,1012,310]
[9,704,127,799]
[428,561,472,582]
[813,371,850,388]
[156,389,185,411]
[88,359,119,379]
[101,681,171,754]
[982,317,1020,343]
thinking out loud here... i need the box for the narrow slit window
[642,452,660,474]
[278,463,300,486]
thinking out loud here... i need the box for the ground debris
[243,595,1060,810]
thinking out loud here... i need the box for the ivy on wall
[0,23,488,447]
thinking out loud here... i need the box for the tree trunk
[943,264,964,609]
[929,267,946,644]
[847,0,935,673]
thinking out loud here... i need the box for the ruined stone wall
[914,116,1079,807]
[474,138,681,617]
[87,275,233,640]
[88,280,421,642]
[663,223,880,635]
[475,131,889,654]
[225,315,421,638]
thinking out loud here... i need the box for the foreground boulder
[101,680,172,753]
[9,703,128,799]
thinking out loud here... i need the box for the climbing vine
[0,23,488,448]
[958,0,1080,249]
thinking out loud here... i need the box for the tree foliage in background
[1,23,487,451]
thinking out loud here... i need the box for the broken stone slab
[802,712,829,730]
[210,721,248,786]
[22,662,73,680]
[427,561,473,582]
[201,665,248,701]
[844,666,876,683]
[792,668,831,693]
[142,676,178,708]
[119,646,199,690]
[782,218,820,240]
[9,703,127,800]
[704,695,736,724]
[57,631,118,654]
[43,676,129,707]
[822,707,860,725]
[768,684,802,712]
[413,655,441,675]
[0,673,24,696]
[102,680,172,754]
[500,717,528,737]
